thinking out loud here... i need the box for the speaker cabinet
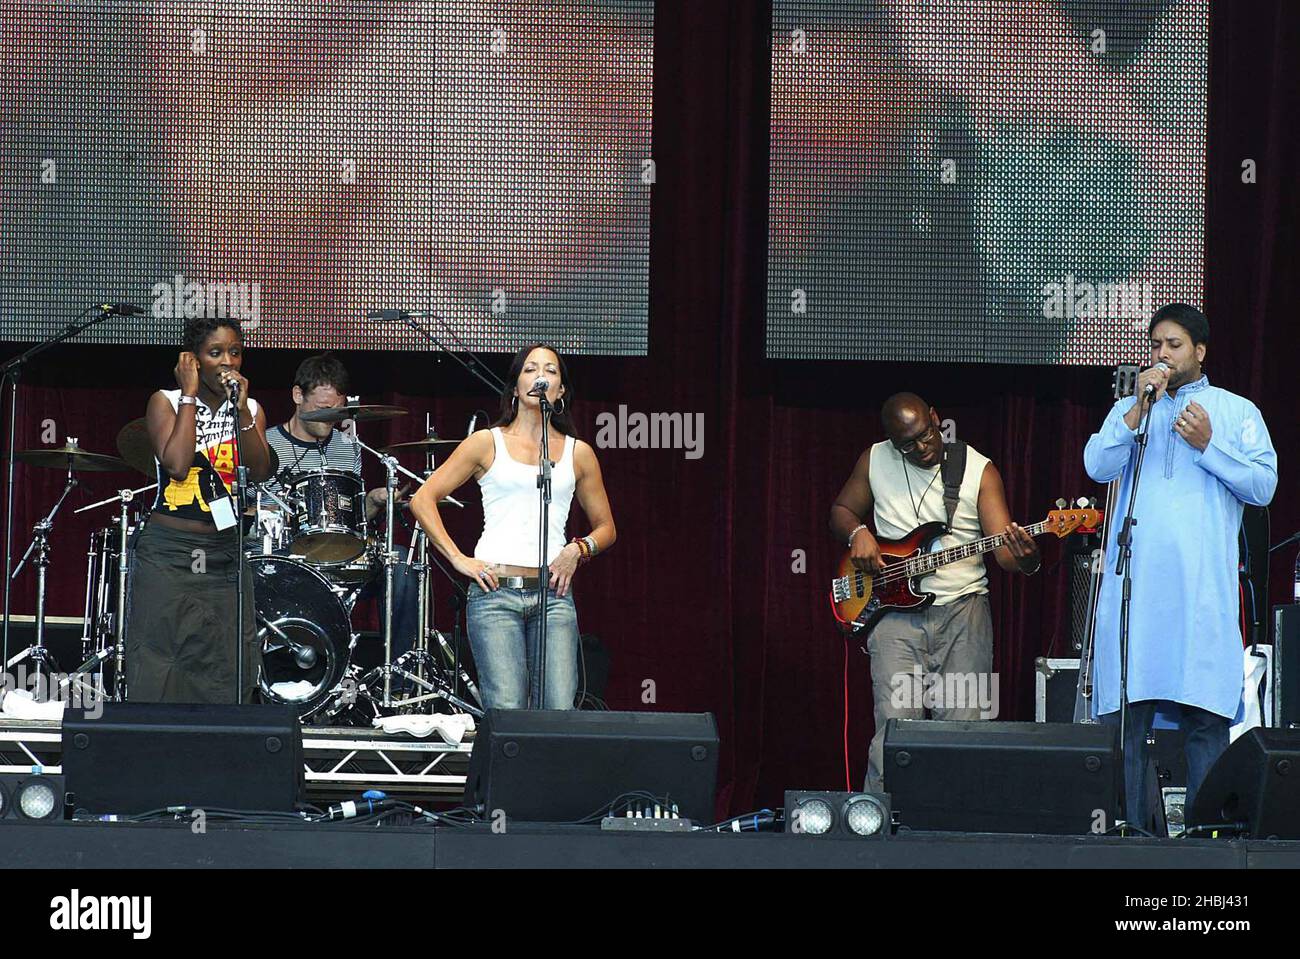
[62,703,303,816]
[884,719,1120,834]
[464,709,719,824]
[1188,727,1300,838]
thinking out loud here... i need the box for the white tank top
[868,440,990,605]
[474,427,577,567]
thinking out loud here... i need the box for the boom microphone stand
[2,304,125,671]
[1112,385,1158,831]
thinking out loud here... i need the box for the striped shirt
[262,425,362,507]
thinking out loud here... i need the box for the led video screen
[1,1,653,355]
[767,0,1206,364]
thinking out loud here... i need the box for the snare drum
[286,468,367,565]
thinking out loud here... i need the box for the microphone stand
[1112,387,1157,832]
[533,387,554,710]
[2,305,119,671]
[230,385,248,704]
[366,310,506,395]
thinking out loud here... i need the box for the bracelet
[177,394,198,407]
[240,420,257,432]
[1021,557,1042,576]
[582,534,598,557]
[847,524,868,547]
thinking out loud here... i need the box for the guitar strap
[940,440,967,531]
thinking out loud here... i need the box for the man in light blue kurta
[1084,304,1276,828]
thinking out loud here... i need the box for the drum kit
[5,403,483,724]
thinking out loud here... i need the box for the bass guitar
[830,505,1102,637]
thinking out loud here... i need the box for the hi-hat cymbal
[117,417,280,478]
[299,404,409,424]
[13,443,130,472]
[382,433,466,453]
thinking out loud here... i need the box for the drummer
[261,354,419,655]
[260,353,395,522]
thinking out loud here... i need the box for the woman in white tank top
[410,344,617,710]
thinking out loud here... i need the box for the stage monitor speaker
[464,709,719,824]
[884,719,1120,834]
[1187,727,1300,838]
[62,703,303,816]
[1273,605,1300,729]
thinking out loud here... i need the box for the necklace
[902,454,941,525]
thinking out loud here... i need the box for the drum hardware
[285,468,368,566]
[11,441,130,473]
[381,432,465,453]
[250,555,356,720]
[7,440,106,686]
[72,483,155,701]
[298,404,409,425]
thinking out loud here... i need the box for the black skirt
[124,521,259,704]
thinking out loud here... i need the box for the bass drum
[251,555,354,719]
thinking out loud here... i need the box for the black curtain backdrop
[2,1,1296,817]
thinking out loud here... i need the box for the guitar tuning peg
[1076,496,1090,508]
[1055,498,1067,509]
[1088,497,1098,509]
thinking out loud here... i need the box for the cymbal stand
[8,453,79,687]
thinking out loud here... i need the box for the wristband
[177,394,198,406]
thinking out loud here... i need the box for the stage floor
[2,819,1295,869]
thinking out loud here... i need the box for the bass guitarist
[829,392,1040,791]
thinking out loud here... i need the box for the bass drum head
[251,555,353,719]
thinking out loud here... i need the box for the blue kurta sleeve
[1193,402,1278,506]
[1084,398,1138,483]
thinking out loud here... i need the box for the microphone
[527,378,550,397]
[294,645,318,669]
[367,309,410,322]
[99,303,144,315]
[1143,362,1169,399]
[226,377,240,405]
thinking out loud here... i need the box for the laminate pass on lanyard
[204,469,238,531]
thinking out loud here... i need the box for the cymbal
[115,418,154,477]
[117,417,280,478]
[299,404,408,425]
[12,443,130,472]
[382,434,466,453]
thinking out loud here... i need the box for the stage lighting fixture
[15,775,60,820]
[784,791,892,838]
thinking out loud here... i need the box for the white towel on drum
[0,688,65,720]
[373,713,476,744]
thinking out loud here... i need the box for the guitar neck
[897,519,1050,578]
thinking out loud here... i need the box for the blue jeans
[466,583,579,709]
[1101,700,1230,829]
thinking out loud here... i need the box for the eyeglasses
[893,425,937,456]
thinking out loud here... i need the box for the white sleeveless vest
[867,440,990,605]
[474,427,577,567]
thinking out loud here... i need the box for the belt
[497,575,543,589]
